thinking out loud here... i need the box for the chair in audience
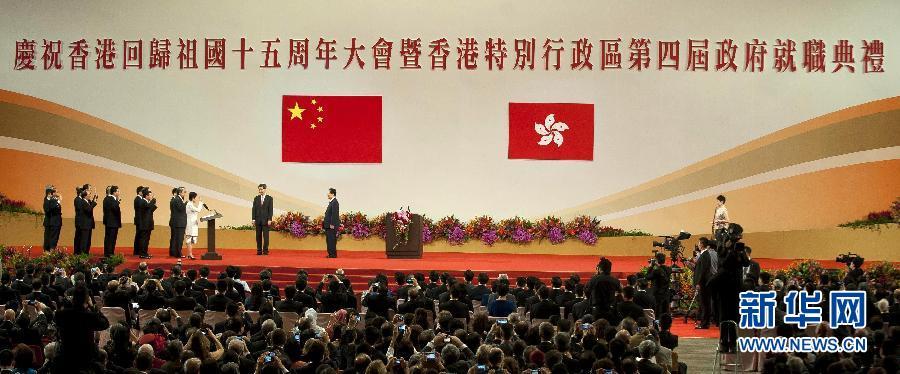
[281,312,300,332]
[203,311,227,327]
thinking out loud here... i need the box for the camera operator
[843,256,865,286]
[648,252,672,317]
[716,240,750,324]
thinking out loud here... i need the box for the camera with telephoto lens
[836,252,864,267]
[652,231,690,267]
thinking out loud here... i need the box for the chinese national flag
[282,95,382,163]
[508,102,594,161]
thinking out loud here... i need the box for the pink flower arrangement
[267,212,648,246]
[391,208,412,249]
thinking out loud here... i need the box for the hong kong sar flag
[508,102,594,161]
[282,95,382,163]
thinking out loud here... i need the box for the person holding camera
[42,185,62,251]
[73,184,98,255]
[362,281,395,319]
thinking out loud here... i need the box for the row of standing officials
[40,184,342,258]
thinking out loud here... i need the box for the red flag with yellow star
[282,95,382,163]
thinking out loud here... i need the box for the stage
[72,246,846,288]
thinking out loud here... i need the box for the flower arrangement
[865,262,900,290]
[0,245,124,273]
[391,207,412,249]
[266,211,648,246]
[773,259,843,285]
[466,216,499,246]
[536,216,567,244]
[272,212,314,238]
[838,198,900,229]
[892,197,900,222]
[499,217,535,244]
[341,212,371,240]
[421,217,435,244]
[566,216,599,245]
[0,193,41,215]
[435,215,467,245]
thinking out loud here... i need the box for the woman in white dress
[185,192,203,259]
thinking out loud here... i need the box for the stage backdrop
[1,1,898,253]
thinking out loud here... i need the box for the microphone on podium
[203,203,210,210]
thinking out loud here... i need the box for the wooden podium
[200,212,223,260]
[384,214,423,259]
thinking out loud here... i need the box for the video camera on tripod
[652,231,691,268]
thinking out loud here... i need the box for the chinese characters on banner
[12,37,886,73]
[739,290,867,330]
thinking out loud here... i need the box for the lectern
[384,214,423,259]
[200,212,224,260]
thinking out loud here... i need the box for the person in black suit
[135,188,157,259]
[167,280,197,310]
[52,285,109,374]
[42,186,62,251]
[103,185,122,257]
[530,286,561,319]
[251,184,274,255]
[692,237,718,329]
[398,288,433,315]
[742,246,761,289]
[168,187,187,258]
[323,187,340,258]
[73,184,98,255]
[616,286,646,322]
[439,284,472,319]
[586,257,621,321]
[132,186,144,256]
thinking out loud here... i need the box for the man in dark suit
[742,246,761,289]
[530,286,561,319]
[616,286,646,322]
[323,187,339,258]
[398,288,433,315]
[52,285,109,374]
[102,185,122,257]
[133,186,144,256]
[692,237,718,329]
[586,258,621,321]
[42,186,62,251]
[168,187,187,258]
[251,184,274,255]
[167,280,197,310]
[73,184,98,255]
[135,188,157,259]
[468,273,491,303]
[439,284,472,319]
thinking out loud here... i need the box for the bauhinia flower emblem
[535,114,569,147]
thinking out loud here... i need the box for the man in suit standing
[102,186,122,257]
[252,184,274,255]
[73,184,98,255]
[133,186,144,256]
[323,188,339,258]
[168,187,187,258]
[692,237,718,329]
[136,188,157,259]
[742,246,761,290]
[42,186,62,251]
